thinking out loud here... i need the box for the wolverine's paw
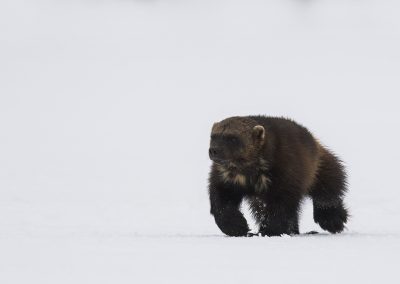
[314,206,348,234]
[259,229,297,237]
[214,209,249,237]
[259,230,282,237]
[259,225,284,237]
[259,220,299,237]
[246,232,261,237]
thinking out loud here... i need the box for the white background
[1,0,399,283]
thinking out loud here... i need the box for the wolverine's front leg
[209,179,249,237]
[213,204,250,237]
[257,192,301,237]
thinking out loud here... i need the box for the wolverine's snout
[209,147,225,163]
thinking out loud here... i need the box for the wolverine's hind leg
[310,149,348,234]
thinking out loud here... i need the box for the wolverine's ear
[252,125,265,140]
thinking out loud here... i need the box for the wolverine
[208,116,348,237]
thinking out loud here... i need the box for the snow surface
[1,0,400,283]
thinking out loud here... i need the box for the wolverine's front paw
[259,220,299,237]
[214,209,249,237]
[246,232,260,237]
[259,227,283,237]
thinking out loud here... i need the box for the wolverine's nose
[209,147,219,160]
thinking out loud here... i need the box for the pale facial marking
[255,174,271,193]
[216,158,270,191]
[217,165,247,186]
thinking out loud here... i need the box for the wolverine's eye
[228,137,238,143]
[224,135,240,147]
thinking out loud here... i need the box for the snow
[1,233,399,284]
[1,0,400,283]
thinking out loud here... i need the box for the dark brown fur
[208,116,348,236]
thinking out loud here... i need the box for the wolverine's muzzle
[209,147,225,164]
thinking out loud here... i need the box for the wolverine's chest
[216,162,271,193]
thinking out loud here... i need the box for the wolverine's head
[209,117,265,169]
